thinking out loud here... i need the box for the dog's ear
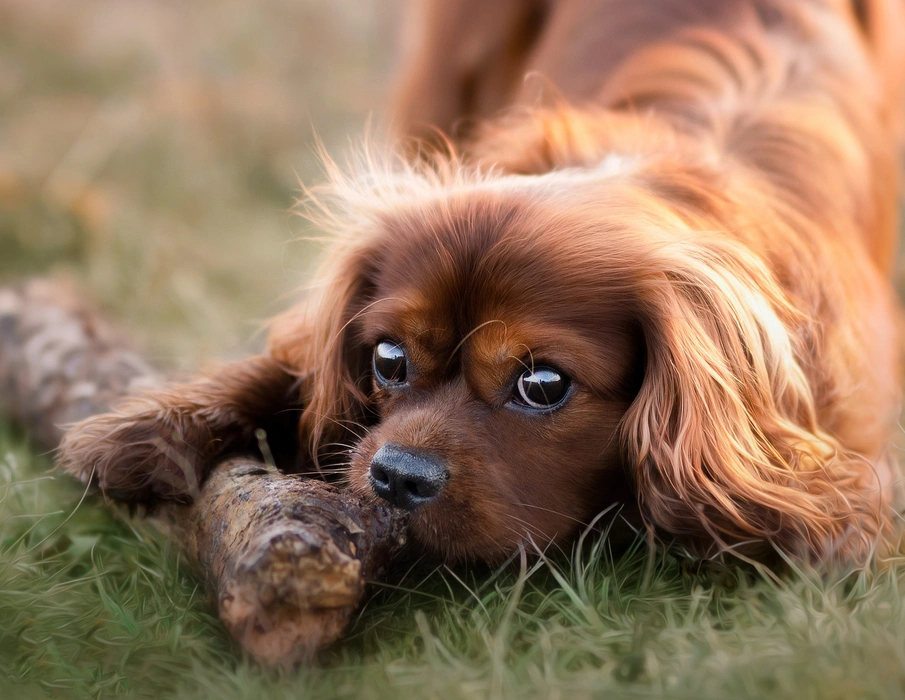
[620,236,884,565]
[269,244,377,466]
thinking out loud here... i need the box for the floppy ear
[268,244,377,467]
[620,236,885,566]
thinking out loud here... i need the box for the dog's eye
[515,367,571,410]
[373,340,407,385]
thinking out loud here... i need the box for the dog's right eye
[513,366,571,411]
[373,340,407,385]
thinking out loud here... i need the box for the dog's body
[61,0,905,567]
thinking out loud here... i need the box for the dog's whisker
[324,296,405,355]
[301,408,370,442]
[448,319,508,362]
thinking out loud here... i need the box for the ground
[2,1,905,698]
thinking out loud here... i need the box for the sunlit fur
[60,0,905,568]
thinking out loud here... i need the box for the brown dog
[61,0,905,567]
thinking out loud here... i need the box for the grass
[3,428,905,699]
[2,1,905,698]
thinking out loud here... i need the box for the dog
[60,0,905,568]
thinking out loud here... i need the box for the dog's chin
[406,508,526,564]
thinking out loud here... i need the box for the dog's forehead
[373,193,576,297]
[369,195,557,324]
[369,190,640,312]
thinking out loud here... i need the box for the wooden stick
[160,459,407,666]
[0,277,407,665]
[0,277,159,446]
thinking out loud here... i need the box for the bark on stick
[160,460,407,665]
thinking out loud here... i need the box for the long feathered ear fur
[620,234,886,567]
[268,239,377,469]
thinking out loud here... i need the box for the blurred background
[0,0,400,369]
[2,0,904,368]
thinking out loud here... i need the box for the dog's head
[333,186,646,562]
[272,137,884,565]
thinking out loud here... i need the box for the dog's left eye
[373,340,407,385]
[514,367,571,410]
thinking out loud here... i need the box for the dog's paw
[58,405,208,503]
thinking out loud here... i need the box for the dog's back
[393,0,905,141]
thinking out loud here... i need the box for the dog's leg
[58,354,303,504]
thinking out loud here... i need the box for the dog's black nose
[369,443,449,511]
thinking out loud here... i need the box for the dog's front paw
[58,406,208,503]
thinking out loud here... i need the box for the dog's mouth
[349,444,484,561]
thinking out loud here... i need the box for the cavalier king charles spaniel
[61,0,905,568]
